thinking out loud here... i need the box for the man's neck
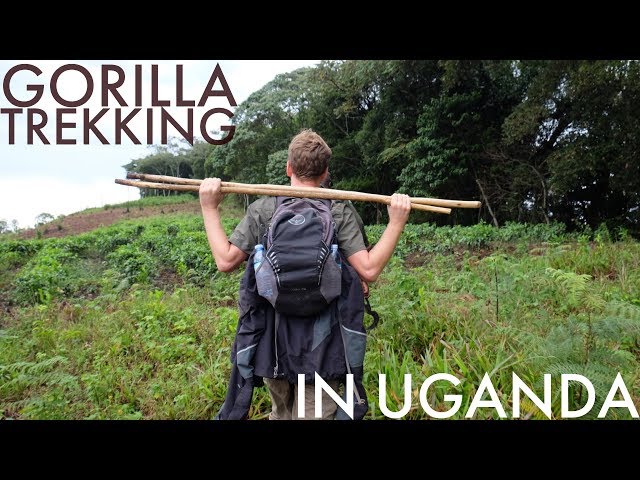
[290,176,321,188]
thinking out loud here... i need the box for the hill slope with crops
[16,195,203,241]
[1,200,639,419]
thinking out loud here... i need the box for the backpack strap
[276,196,332,210]
[258,197,278,247]
[364,297,380,331]
[275,196,289,209]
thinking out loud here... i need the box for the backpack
[254,197,342,317]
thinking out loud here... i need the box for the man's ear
[319,168,329,185]
[286,160,292,178]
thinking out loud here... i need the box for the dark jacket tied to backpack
[215,198,369,420]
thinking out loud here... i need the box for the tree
[35,213,55,227]
[399,61,525,225]
[122,140,196,197]
[184,139,215,180]
[502,60,640,231]
[265,150,289,185]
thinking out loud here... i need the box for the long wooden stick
[125,172,481,209]
[115,178,452,214]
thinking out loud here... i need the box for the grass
[1,210,639,420]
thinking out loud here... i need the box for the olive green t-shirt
[229,196,367,259]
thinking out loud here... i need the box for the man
[200,129,410,419]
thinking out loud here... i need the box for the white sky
[0,60,319,228]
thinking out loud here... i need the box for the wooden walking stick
[116,173,483,215]
[125,172,482,209]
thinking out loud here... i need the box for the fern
[541,322,586,363]
[593,316,640,343]
[519,398,554,420]
[0,331,18,340]
[499,269,640,419]
[545,361,621,419]
[0,355,71,396]
[588,346,636,370]
[545,267,606,314]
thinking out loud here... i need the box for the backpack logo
[288,214,306,226]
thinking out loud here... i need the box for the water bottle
[254,244,276,301]
[254,244,264,273]
[331,244,341,270]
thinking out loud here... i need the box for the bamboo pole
[115,178,452,214]
[125,172,482,209]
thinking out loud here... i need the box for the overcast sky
[0,60,319,228]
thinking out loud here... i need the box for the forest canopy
[124,60,640,234]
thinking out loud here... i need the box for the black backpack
[254,197,342,317]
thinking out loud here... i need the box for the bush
[366,221,576,257]
[106,244,157,285]
[13,246,76,304]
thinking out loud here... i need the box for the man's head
[287,129,331,181]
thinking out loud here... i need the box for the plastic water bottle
[254,244,275,301]
[331,244,341,270]
[254,244,264,272]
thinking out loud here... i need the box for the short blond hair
[287,129,331,179]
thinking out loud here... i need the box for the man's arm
[347,193,411,283]
[199,178,248,273]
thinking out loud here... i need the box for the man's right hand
[387,193,411,228]
[199,178,225,211]
[347,193,412,284]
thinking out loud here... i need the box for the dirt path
[18,201,203,240]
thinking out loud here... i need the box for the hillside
[17,195,204,240]
[1,200,639,420]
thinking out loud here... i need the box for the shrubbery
[2,213,639,420]
[5,214,240,305]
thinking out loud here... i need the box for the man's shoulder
[246,196,277,217]
[330,199,348,214]
[331,200,358,222]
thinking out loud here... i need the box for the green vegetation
[123,60,640,235]
[1,208,638,419]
